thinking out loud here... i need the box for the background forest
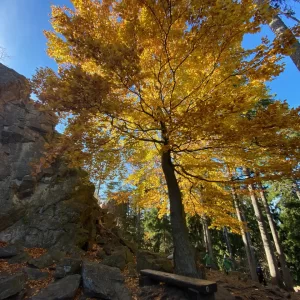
[101,178,300,284]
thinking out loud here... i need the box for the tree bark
[136,207,141,249]
[247,180,281,286]
[293,180,300,201]
[268,13,300,71]
[202,216,217,269]
[258,183,294,291]
[223,226,235,270]
[232,188,257,281]
[161,150,198,277]
[241,208,257,273]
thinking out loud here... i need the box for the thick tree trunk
[232,188,257,280]
[247,181,281,286]
[268,13,300,71]
[258,183,294,291]
[161,150,198,277]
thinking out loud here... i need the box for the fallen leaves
[0,259,26,274]
[24,247,47,259]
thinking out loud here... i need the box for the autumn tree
[32,0,300,277]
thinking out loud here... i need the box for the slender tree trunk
[136,207,141,249]
[258,183,294,291]
[246,179,281,286]
[223,226,235,270]
[268,12,300,71]
[161,150,198,277]
[292,180,300,201]
[232,188,257,280]
[202,214,218,270]
[240,207,257,272]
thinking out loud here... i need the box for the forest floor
[206,269,300,300]
[1,241,300,300]
[125,268,300,300]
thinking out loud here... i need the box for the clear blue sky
[0,0,299,108]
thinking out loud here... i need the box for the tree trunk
[241,208,257,273]
[268,13,300,71]
[247,180,281,286]
[258,183,294,291]
[136,207,141,249]
[293,180,300,201]
[161,150,198,277]
[232,188,257,281]
[202,216,217,269]
[223,226,235,270]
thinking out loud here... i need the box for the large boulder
[0,273,25,300]
[82,261,132,299]
[102,246,134,271]
[0,63,99,249]
[31,274,81,300]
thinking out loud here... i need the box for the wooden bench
[140,269,217,300]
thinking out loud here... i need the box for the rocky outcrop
[0,63,99,249]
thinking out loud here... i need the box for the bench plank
[140,269,217,295]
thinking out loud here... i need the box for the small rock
[82,261,131,299]
[28,253,55,269]
[102,253,126,271]
[29,249,65,269]
[48,249,66,261]
[23,267,49,280]
[0,273,25,300]
[8,252,31,264]
[0,245,19,258]
[54,258,82,279]
[31,274,81,300]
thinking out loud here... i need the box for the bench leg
[187,288,215,300]
[139,275,159,287]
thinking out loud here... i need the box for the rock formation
[0,63,98,249]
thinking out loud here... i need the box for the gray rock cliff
[0,63,98,249]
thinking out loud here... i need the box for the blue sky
[0,0,299,108]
